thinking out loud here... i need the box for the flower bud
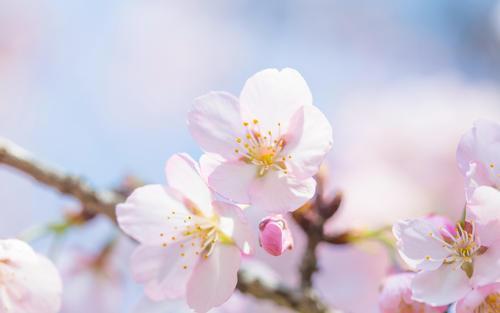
[258,215,294,256]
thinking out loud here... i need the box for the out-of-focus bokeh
[1,1,500,312]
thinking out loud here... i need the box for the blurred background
[1,1,500,312]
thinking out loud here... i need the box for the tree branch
[0,138,120,221]
[0,138,331,313]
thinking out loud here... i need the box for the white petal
[411,265,471,306]
[205,158,256,204]
[471,242,500,286]
[117,185,205,244]
[284,105,333,179]
[249,173,316,213]
[166,153,213,217]
[468,186,500,246]
[186,245,241,313]
[213,201,255,255]
[393,219,449,270]
[188,91,244,158]
[239,68,312,132]
[131,242,199,301]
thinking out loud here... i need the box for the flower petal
[393,219,449,270]
[239,68,312,132]
[283,105,333,179]
[0,239,62,313]
[411,265,471,306]
[471,241,500,286]
[188,91,244,158]
[468,186,500,246]
[131,243,198,301]
[457,119,500,196]
[205,158,256,204]
[117,185,205,244]
[186,245,241,313]
[213,200,255,255]
[166,153,213,217]
[249,173,316,213]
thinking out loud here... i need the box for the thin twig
[0,138,330,313]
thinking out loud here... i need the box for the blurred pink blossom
[379,273,446,313]
[326,78,500,234]
[314,242,391,313]
[450,283,500,313]
[0,239,62,313]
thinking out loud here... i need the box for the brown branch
[0,138,331,313]
[237,272,329,313]
[0,138,121,221]
[293,191,344,290]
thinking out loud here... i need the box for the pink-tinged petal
[206,159,256,204]
[425,214,457,238]
[457,119,500,195]
[393,219,449,270]
[454,283,500,313]
[239,68,312,132]
[258,215,294,256]
[186,245,241,313]
[471,241,500,286]
[249,173,316,213]
[166,153,213,217]
[188,91,244,158]
[213,201,255,255]
[131,243,198,301]
[468,186,500,246]
[411,265,471,306]
[117,185,204,244]
[315,242,390,313]
[283,105,333,179]
[379,273,446,313]
[0,239,62,313]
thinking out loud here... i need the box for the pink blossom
[116,153,254,313]
[457,119,500,200]
[258,214,294,256]
[379,273,446,313]
[0,239,62,313]
[188,68,333,213]
[393,213,500,306]
[314,242,391,313]
[450,283,500,313]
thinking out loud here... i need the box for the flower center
[234,119,291,177]
[475,293,500,313]
[159,206,235,270]
[431,222,484,277]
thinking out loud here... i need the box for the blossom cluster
[116,68,333,312]
[383,120,500,312]
[0,68,498,313]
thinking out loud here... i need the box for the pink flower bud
[258,214,294,256]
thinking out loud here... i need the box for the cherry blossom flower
[457,119,500,199]
[379,273,446,313]
[393,212,500,306]
[188,68,333,213]
[0,239,62,313]
[59,243,124,313]
[258,214,294,256]
[116,153,253,313]
[449,283,500,313]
